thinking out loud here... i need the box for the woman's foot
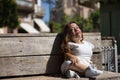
[66,70,80,78]
[85,66,103,77]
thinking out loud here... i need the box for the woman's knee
[69,63,88,72]
[61,60,72,73]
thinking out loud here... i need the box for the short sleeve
[84,41,94,49]
[68,42,79,49]
[88,42,94,49]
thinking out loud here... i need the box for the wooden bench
[0,33,120,80]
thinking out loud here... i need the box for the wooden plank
[0,33,57,37]
[84,34,102,52]
[101,37,114,47]
[1,71,120,80]
[0,37,56,57]
[0,33,101,57]
[91,53,103,70]
[1,72,120,80]
[0,76,88,80]
[0,55,64,77]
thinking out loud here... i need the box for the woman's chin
[76,34,81,37]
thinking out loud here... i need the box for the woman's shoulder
[68,42,79,48]
[82,40,90,44]
[68,42,77,46]
[83,41,94,49]
[68,42,75,45]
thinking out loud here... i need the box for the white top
[68,41,94,66]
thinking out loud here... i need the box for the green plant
[0,0,19,29]
[83,19,93,32]
[50,11,100,33]
[49,21,62,33]
[89,10,100,31]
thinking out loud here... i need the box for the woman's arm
[64,52,79,64]
[65,53,88,73]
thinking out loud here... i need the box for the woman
[60,21,103,78]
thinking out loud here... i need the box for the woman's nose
[75,28,79,31]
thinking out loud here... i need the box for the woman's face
[69,23,82,38]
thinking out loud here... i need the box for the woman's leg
[69,62,88,73]
[61,60,103,78]
[85,65,103,77]
[66,70,80,78]
[69,62,103,77]
[61,60,81,78]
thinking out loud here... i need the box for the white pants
[61,59,100,77]
[61,60,72,74]
[61,58,90,74]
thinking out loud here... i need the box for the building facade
[0,0,50,34]
[100,0,120,54]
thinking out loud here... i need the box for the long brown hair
[61,21,83,54]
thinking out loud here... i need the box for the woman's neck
[72,37,83,44]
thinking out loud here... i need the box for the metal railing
[102,37,118,73]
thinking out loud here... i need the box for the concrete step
[94,71,120,80]
[0,71,120,80]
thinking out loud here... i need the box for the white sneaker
[66,70,80,78]
[85,66,103,77]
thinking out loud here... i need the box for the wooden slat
[0,76,89,80]
[1,71,120,80]
[0,37,56,57]
[0,33,57,37]
[0,33,101,57]
[84,34,102,52]
[0,55,63,77]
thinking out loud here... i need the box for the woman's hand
[88,60,93,64]
[69,54,79,65]
[65,52,79,65]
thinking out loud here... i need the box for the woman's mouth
[76,31,81,35]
